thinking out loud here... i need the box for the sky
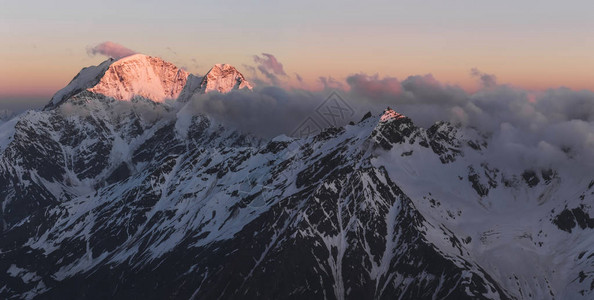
[2,0,594,111]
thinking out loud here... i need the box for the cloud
[253,53,286,76]
[248,54,311,88]
[59,98,173,125]
[187,72,472,140]
[87,41,137,59]
[471,68,497,88]
[188,87,324,138]
[258,65,281,85]
[242,64,257,77]
[242,64,270,87]
[346,74,401,101]
[186,65,594,176]
[318,76,345,90]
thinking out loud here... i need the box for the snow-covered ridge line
[45,54,253,110]
[47,58,115,108]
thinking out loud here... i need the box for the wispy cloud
[251,53,288,85]
[253,53,286,76]
[470,68,497,88]
[87,41,137,59]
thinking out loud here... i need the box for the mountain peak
[380,107,405,122]
[199,63,252,94]
[213,63,233,69]
[46,56,253,110]
[87,54,189,102]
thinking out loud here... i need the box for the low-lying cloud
[471,68,497,88]
[87,41,137,59]
[45,49,594,176]
[188,55,594,175]
[188,87,322,138]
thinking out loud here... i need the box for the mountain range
[1,54,593,299]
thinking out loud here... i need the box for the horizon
[1,50,592,114]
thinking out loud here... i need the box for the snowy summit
[198,63,253,94]
[380,107,405,122]
[87,54,189,102]
[46,54,252,109]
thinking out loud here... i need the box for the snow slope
[87,54,189,102]
[48,58,115,107]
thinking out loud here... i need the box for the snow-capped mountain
[198,63,253,94]
[87,54,189,102]
[47,54,188,108]
[46,55,251,110]
[1,55,593,300]
[176,64,251,103]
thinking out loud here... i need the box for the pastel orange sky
[2,0,594,110]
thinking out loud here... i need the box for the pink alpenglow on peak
[46,55,253,109]
[380,107,405,122]
[88,54,189,102]
[199,64,253,94]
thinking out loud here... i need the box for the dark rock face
[426,122,462,164]
[522,170,540,187]
[371,116,416,150]
[554,206,594,233]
